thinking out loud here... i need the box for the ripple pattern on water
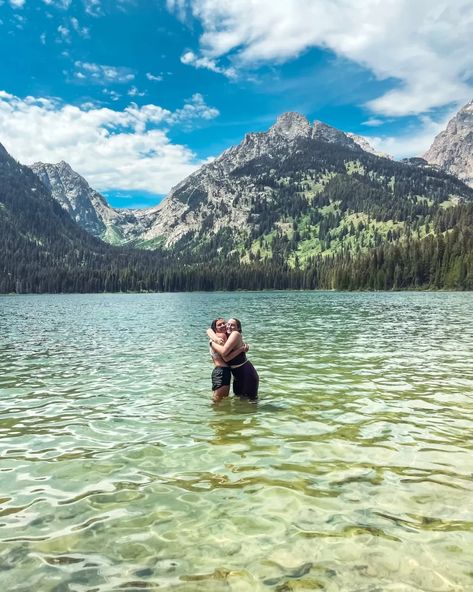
[1,291,473,591]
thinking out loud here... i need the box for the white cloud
[168,0,473,116]
[40,32,47,44]
[83,0,102,16]
[70,17,89,38]
[57,24,70,42]
[363,112,455,159]
[73,61,135,84]
[0,91,219,195]
[9,0,25,7]
[180,50,236,79]
[170,92,219,124]
[43,0,72,6]
[102,88,120,101]
[13,12,25,27]
[362,118,385,127]
[146,72,163,82]
[128,86,146,97]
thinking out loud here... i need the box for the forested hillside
[1,134,473,293]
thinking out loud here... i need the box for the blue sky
[0,0,472,208]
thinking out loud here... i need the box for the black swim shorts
[211,366,231,391]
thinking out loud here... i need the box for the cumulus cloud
[170,92,219,124]
[9,0,25,7]
[180,50,236,79]
[0,91,219,194]
[72,61,135,84]
[102,88,120,101]
[168,0,473,116]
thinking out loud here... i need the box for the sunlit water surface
[1,292,473,591]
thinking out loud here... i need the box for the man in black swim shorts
[211,366,231,392]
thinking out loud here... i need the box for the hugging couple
[207,318,259,403]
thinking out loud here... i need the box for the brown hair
[211,318,226,332]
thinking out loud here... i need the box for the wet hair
[211,318,225,332]
[229,318,242,333]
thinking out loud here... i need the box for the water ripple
[1,292,473,591]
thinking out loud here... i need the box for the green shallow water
[0,291,472,591]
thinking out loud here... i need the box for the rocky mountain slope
[0,142,168,293]
[0,142,112,291]
[30,161,158,244]
[140,113,387,246]
[2,137,473,292]
[27,114,394,250]
[137,112,473,269]
[423,100,473,187]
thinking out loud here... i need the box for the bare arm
[207,328,224,345]
[222,344,247,362]
[211,331,242,357]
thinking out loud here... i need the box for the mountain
[136,112,473,274]
[139,113,377,246]
[347,133,392,159]
[29,161,158,244]
[28,115,393,251]
[2,108,473,292]
[0,142,171,293]
[423,100,473,187]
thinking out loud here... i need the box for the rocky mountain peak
[423,99,473,187]
[312,120,358,149]
[57,160,75,172]
[269,112,312,140]
[29,160,157,242]
[32,160,81,182]
[30,161,112,236]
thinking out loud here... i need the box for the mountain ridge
[423,100,473,187]
[139,113,393,246]
[137,112,472,256]
[1,137,472,292]
[22,110,473,270]
[27,112,389,248]
[29,160,160,244]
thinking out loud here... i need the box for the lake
[1,291,472,591]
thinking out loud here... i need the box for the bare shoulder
[227,331,243,346]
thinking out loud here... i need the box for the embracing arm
[207,328,224,345]
[222,343,248,362]
[211,331,246,361]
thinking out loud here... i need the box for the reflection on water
[1,291,473,591]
